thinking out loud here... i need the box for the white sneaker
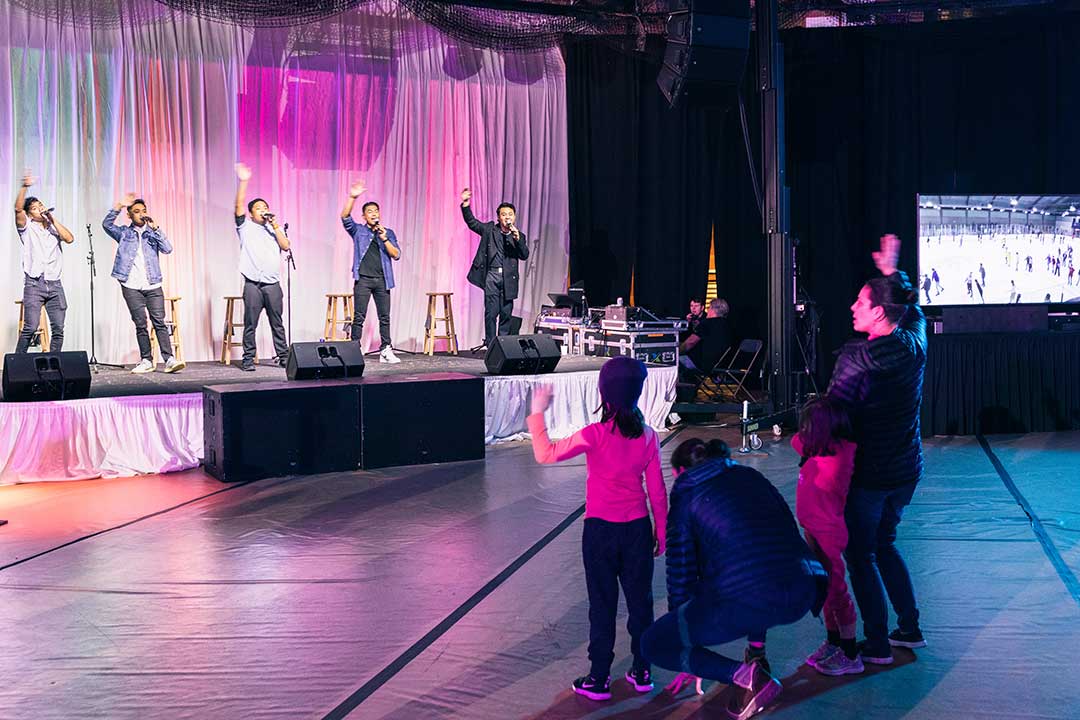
[131,359,155,374]
[379,347,401,364]
[163,357,187,374]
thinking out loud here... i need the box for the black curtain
[565,11,1080,383]
[564,39,763,339]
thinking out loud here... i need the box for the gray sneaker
[814,649,865,676]
[131,359,154,374]
[164,357,186,374]
[806,641,839,668]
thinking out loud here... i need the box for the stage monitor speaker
[484,334,561,375]
[286,341,365,381]
[2,351,91,402]
[359,372,485,469]
[657,0,751,106]
[203,381,361,482]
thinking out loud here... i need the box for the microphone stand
[283,223,295,346]
[85,223,123,371]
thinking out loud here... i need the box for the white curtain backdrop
[0,0,569,363]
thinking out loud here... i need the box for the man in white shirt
[102,193,185,374]
[13,170,74,353]
[234,163,290,372]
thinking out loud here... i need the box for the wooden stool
[149,296,184,363]
[423,292,458,355]
[324,293,354,341]
[14,300,51,352]
[220,295,248,364]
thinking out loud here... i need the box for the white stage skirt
[0,366,677,485]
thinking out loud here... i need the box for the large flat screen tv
[917,195,1079,305]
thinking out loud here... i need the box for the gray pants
[121,285,172,362]
[16,275,66,353]
[242,279,289,364]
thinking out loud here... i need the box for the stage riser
[202,373,485,482]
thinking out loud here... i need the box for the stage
[2,427,1077,719]
[0,353,678,485]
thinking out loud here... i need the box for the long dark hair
[601,402,645,439]
[670,437,731,473]
[797,397,853,457]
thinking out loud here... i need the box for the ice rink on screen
[918,230,1078,306]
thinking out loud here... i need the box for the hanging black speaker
[657,0,751,106]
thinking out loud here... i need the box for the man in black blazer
[460,187,530,349]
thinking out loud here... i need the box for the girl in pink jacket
[792,397,862,676]
[528,356,668,701]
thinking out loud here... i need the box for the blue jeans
[16,275,66,353]
[844,480,920,654]
[641,576,818,683]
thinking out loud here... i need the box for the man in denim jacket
[103,194,185,373]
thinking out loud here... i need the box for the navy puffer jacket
[665,458,826,613]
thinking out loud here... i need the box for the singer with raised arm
[340,180,402,363]
[13,169,73,353]
[459,187,529,351]
[234,163,290,372]
[103,194,185,374]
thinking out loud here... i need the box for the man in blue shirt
[340,180,401,363]
[234,163,290,372]
[102,193,185,373]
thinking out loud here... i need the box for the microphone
[45,207,55,213]
[143,216,154,224]
[283,222,289,232]
[263,212,275,221]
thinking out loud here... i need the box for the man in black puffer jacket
[641,440,827,720]
[827,234,928,665]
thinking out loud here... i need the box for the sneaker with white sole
[571,674,611,701]
[857,641,894,665]
[727,658,782,719]
[163,357,186,374]
[131,359,154,374]
[888,628,927,648]
[814,649,864,676]
[379,346,401,364]
[805,641,839,668]
[625,667,653,693]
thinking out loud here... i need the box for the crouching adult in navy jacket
[641,438,826,720]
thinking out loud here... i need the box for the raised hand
[460,187,471,204]
[21,169,35,188]
[121,192,137,208]
[235,163,252,182]
[349,180,366,198]
[530,383,553,415]
[873,233,900,276]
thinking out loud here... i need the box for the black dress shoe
[239,362,256,372]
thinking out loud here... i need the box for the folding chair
[712,339,764,402]
[678,346,733,402]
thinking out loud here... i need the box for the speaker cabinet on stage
[657,0,751,106]
[286,341,365,381]
[2,351,91,402]
[203,381,361,482]
[484,335,561,375]
[359,372,485,469]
